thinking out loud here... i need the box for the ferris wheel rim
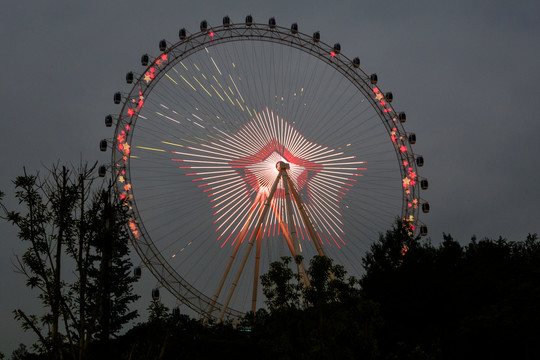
[108,19,426,321]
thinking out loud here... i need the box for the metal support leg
[282,172,310,287]
[285,174,334,280]
[251,227,263,313]
[285,175,328,258]
[206,190,263,319]
[218,172,282,321]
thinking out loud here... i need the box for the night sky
[1,0,539,354]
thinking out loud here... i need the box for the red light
[330,51,335,57]
[209,31,214,37]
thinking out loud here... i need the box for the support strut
[216,161,327,321]
[218,171,282,321]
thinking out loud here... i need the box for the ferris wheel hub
[276,161,290,171]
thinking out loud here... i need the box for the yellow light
[165,73,178,85]
[180,75,196,91]
[193,76,212,97]
[210,85,225,101]
[136,146,166,152]
[161,141,184,147]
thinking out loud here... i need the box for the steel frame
[109,20,424,322]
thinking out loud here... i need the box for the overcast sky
[1,0,539,354]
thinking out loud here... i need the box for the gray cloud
[1,0,539,354]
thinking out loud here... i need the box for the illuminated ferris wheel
[100,15,429,322]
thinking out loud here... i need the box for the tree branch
[14,309,50,351]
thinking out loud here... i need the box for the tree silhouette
[361,220,540,359]
[4,164,139,359]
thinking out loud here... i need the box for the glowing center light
[240,151,307,192]
[173,108,366,248]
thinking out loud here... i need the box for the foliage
[105,301,254,360]
[6,193,540,360]
[253,255,382,360]
[4,164,139,359]
[85,192,139,342]
[260,256,302,311]
[147,299,171,324]
[361,221,540,359]
[9,344,42,360]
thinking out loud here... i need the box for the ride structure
[100,16,429,322]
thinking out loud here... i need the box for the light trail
[170,107,366,246]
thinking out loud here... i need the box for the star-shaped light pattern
[113,38,422,280]
[172,108,366,248]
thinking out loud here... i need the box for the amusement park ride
[100,15,428,322]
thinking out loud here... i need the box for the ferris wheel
[100,15,428,322]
